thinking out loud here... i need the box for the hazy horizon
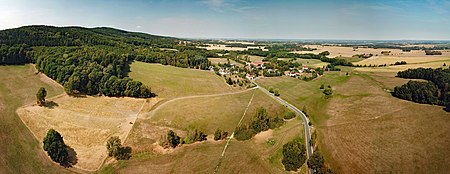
[1,0,450,40]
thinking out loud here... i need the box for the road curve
[254,82,314,174]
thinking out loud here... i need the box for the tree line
[393,67,450,111]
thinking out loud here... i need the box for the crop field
[17,94,156,171]
[198,44,268,51]
[355,60,449,73]
[129,61,234,99]
[0,65,69,174]
[294,45,405,58]
[257,69,450,173]
[279,58,329,68]
[355,54,450,66]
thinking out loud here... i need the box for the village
[211,57,325,86]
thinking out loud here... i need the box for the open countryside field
[129,61,234,99]
[355,60,450,73]
[355,50,450,66]
[0,65,69,174]
[17,94,157,171]
[294,45,450,58]
[208,58,244,66]
[198,44,268,51]
[278,58,329,68]
[257,68,450,173]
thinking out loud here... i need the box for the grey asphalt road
[254,83,314,174]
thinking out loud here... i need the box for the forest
[0,25,215,97]
[393,68,450,111]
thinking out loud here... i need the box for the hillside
[0,25,179,47]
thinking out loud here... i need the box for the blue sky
[0,0,449,40]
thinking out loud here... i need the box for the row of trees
[234,107,285,141]
[160,129,209,148]
[393,68,450,111]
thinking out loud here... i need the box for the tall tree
[36,87,47,105]
[43,129,69,166]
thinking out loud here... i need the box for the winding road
[253,81,314,174]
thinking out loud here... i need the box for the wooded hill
[0,25,212,98]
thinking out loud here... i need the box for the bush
[184,129,207,144]
[319,84,324,89]
[234,124,256,141]
[282,137,306,171]
[274,88,280,96]
[167,130,181,148]
[269,87,274,93]
[323,88,333,96]
[283,111,296,119]
[214,128,229,141]
[106,136,132,160]
[43,129,69,166]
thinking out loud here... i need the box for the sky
[0,0,449,40]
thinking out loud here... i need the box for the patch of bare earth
[253,129,274,144]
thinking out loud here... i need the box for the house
[246,73,254,80]
[218,68,230,75]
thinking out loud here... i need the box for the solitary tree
[282,138,306,171]
[106,136,131,160]
[36,87,47,106]
[43,129,69,166]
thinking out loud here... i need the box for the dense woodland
[393,68,450,111]
[0,25,215,97]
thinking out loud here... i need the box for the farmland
[256,65,450,173]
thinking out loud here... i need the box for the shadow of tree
[63,145,78,168]
[45,101,59,109]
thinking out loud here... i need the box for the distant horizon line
[2,25,450,43]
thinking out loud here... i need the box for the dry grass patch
[0,65,71,174]
[129,61,234,99]
[355,60,450,73]
[17,95,154,171]
[321,73,450,173]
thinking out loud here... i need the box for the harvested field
[322,73,450,173]
[17,95,155,171]
[198,44,268,51]
[355,61,450,73]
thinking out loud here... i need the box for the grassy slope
[0,65,68,174]
[256,69,450,173]
[129,61,233,99]
[149,89,287,134]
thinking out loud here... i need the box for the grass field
[278,58,329,68]
[129,61,234,99]
[17,95,154,171]
[104,87,307,174]
[208,58,244,66]
[256,68,450,173]
[0,65,69,174]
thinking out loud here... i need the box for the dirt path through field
[143,87,258,119]
[214,89,256,173]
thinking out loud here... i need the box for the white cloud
[136,25,141,28]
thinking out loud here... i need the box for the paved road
[254,82,314,174]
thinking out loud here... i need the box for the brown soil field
[17,95,156,171]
